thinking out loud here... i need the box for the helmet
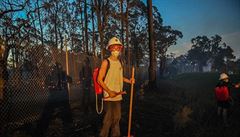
[106,37,123,50]
[219,73,229,80]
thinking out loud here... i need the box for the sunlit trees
[0,0,184,88]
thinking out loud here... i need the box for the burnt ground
[5,73,240,137]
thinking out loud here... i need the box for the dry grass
[173,105,193,130]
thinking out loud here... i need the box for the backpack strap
[104,58,110,80]
[106,58,110,72]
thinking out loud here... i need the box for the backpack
[93,59,110,114]
[214,86,230,101]
[93,59,110,95]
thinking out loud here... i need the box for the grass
[165,73,240,137]
[4,72,240,137]
[132,72,240,137]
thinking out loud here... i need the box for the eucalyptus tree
[147,0,157,88]
[187,35,235,72]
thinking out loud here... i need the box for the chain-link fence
[0,44,100,136]
[0,41,149,137]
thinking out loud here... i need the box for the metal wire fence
[0,44,98,135]
[0,42,149,137]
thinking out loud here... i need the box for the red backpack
[214,86,229,101]
[93,68,103,94]
[92,59,110,95]
[92,59,110,114]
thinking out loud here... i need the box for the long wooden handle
[128,67,135,137]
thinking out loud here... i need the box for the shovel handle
[128,67,135,137]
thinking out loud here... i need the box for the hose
[95,93,103,114]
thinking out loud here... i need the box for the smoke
[167,42,192,57]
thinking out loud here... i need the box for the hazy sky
[152,0,240,58]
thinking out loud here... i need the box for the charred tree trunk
[37,0,44,46]
[91,0,96,56]
[96,0,105,59]
[80,4,85,52]
[54,7,58,47]
[125,0,130,76]
[94,0,109,59]
[147,0,157,89]
[0,35,9,99]
[120,0,124,45]
[84,0,89,54]
[58,28,63,51]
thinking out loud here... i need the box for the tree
[0,0,186,87]
[187,35,235,72]
[89,0,95,56]
[187,36,211,72]
[155,25,182,77]
[94,0,110,59]
[125,0,130,75]
[147,0,157,89]
[128,0,148,67]
[0,0,30,19]
[36,0,44,46]
[170,54,201,74]
[84,0,89,53]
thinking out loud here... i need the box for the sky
[152,0,240,58]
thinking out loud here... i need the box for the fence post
[64,36,70,96]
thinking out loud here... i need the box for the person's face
[109,45,123,52]
[223,78,229,83]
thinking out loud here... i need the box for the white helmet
[219,73,229,80]
[106,37,123,50]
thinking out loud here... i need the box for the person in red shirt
[215,73,239,127]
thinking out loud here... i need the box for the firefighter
[35,62,73,137]
[215,73,239,127]
[97,37,135,137]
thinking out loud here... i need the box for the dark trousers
[99,101,121,137]
[35,90,73,137]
